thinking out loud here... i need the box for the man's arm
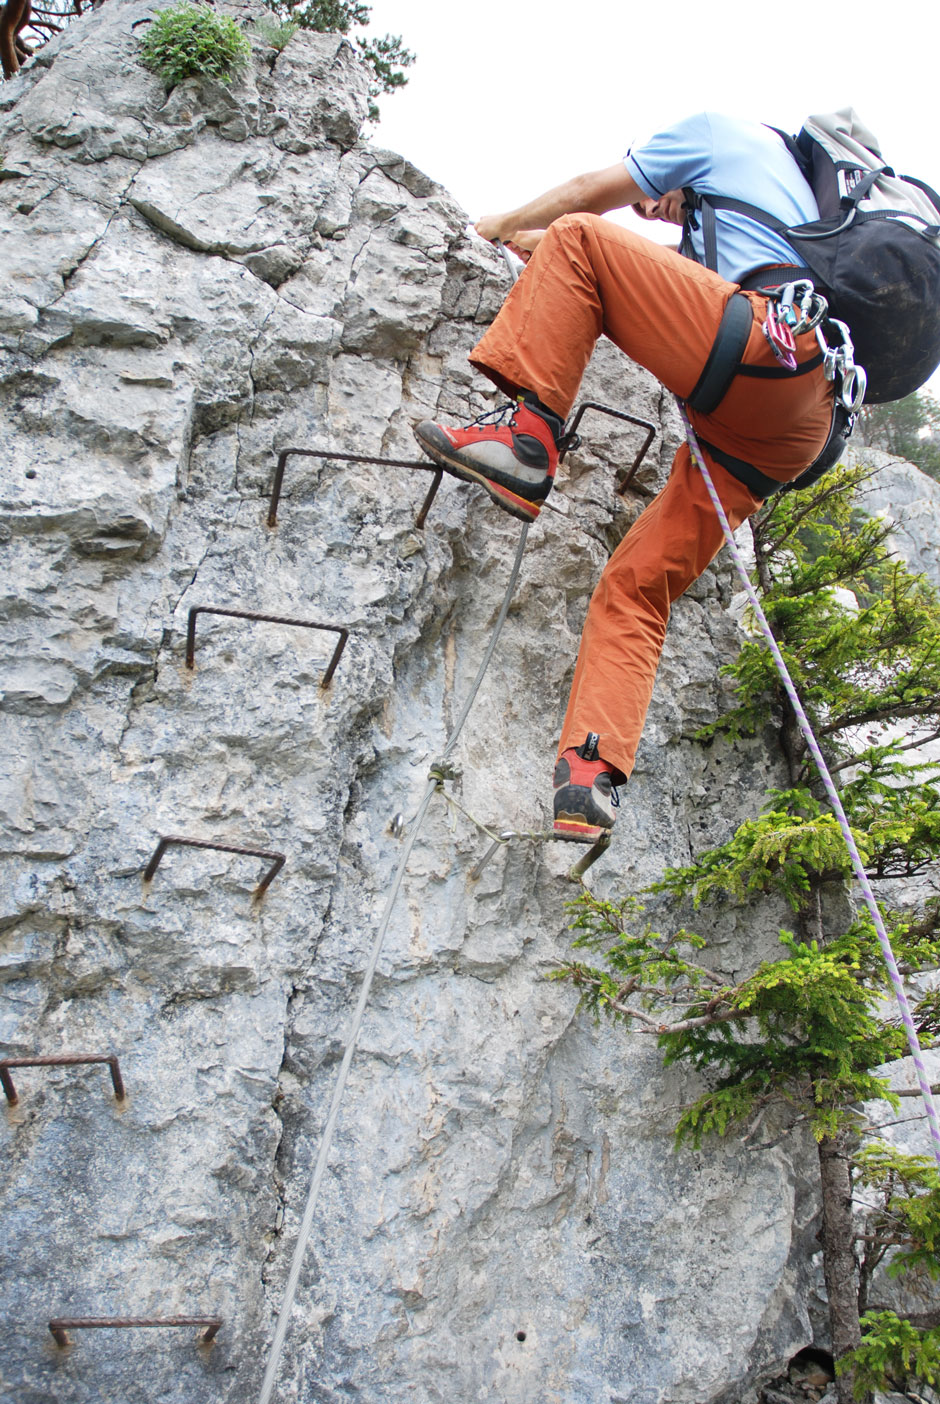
[475,163,645,244]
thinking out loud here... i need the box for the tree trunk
[818,1131,865,1404]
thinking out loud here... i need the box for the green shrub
[140,3,251,88]
[249,16,299,51]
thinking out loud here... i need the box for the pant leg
[558,445,761,781]
[471,211,833,480]
[470,212,739,419]
[468,212,834,778]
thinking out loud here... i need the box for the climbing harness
[679,401,940,1172]
[687,276,864,500]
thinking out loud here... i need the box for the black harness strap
[736,352,824,379]
[687,289,821,416]
[694,438,783,499]
[687,293,753,414]
[696,391,850,501]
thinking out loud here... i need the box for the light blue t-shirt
[624,112,819,283]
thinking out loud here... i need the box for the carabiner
[762,301,797,371]
[794,286,828,336]
[777,283,799,329]
[840,363,867,413]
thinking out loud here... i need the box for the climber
[414,112,834,844]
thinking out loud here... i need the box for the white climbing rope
[256,523,530,1404]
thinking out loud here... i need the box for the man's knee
[550,211,604,239]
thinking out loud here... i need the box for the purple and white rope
[678,400,940,1168]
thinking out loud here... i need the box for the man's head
[632,189,687,225]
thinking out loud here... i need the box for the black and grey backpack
[683,109,940,405]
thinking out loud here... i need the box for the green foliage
[250,16,300,51]
[700,463,940,772]
[267,0,414,118]
[556,462,940,1388]
[843,1312,940,1397]
[655,792,858,909]
[140,3,251,88]
[860,391,940,482]
[855,1141,940,1281]
[560,890,908,1144]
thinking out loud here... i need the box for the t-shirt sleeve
[623,113,715,198]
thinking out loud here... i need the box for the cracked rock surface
[4,6,937,1403]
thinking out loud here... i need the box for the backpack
[682,110,940,404]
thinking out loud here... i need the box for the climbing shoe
[553,732,619,843]
[413,395,566,523]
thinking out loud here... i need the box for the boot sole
[553,816,611,844]
[414,424,543,524]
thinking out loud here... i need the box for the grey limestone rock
[5,6,929,1403]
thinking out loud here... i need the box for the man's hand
[505,232,543,260]
[473,164,645,251]
[473,221,545,261]
[474,212,515,243]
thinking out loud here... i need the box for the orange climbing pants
[469,213,834,781]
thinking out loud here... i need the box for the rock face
[2,8,936,1403]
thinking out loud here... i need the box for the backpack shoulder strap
[689,193,789,271]
[901,174,940,219]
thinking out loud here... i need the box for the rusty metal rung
[143,836,286,896]
[565,830,613,882]
[564,400,657,494]
[268,401,655,532]
[267,448,441,529]
[0,1054,125,1107]
[468,827,612,883]
[185,606,348,688]
[48,1316,222,1348]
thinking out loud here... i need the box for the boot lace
[466,402,517,433]
[465,401,580,455]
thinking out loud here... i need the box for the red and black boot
[553,733,619,843]
[414,394,567,523]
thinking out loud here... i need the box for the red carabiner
[762,302,797,371]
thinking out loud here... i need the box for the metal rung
[468,827,612,883]
[0,1054,125,1107]
[143,837,285,896]
[185,606,349,688]
[48,1316,221,1348]
[267,399,656,533]
[267,448,441,529]
[564,401,657,494]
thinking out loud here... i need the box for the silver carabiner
[817,326,840,381]
[777,282,799,328]
[794,286,828,336]
[828,319,857,358]
[840,363,867,413]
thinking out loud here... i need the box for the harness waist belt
[739,265,815,292]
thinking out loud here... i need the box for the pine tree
[555,461,940,1402]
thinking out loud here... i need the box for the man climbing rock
[414,112,835,844]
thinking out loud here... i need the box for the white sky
[367,0,940,398]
